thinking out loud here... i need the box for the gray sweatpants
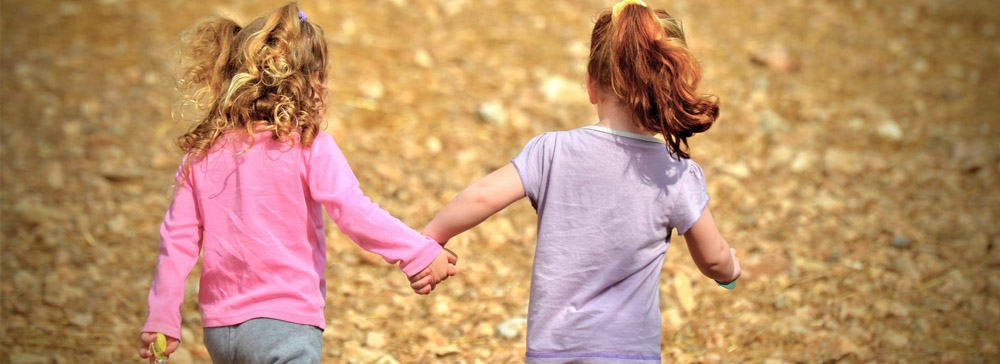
[203,318,322,364]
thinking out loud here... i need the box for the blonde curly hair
[175,2,327,163]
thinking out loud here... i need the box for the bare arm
[423,163,525,244]
[683,206,741,283]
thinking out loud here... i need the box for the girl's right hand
[139,332,179,363]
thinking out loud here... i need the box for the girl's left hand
[139,332,179,363]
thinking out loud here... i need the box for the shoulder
[303,131,336,153]
[523,129,577,148]
[683,158,704,173]
[677,157,707,186]
[310,131,334,146]
[520,131,552,150]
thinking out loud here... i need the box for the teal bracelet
[715,279,736,290]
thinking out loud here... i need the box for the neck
[594,99,654,136]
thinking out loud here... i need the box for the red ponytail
[588,4,718,159]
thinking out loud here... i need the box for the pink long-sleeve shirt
[142,131,442,339]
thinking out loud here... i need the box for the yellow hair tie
[613,0,648,18]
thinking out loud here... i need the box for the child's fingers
[165,338,180,356]
[139,332,154,359]
[446,263,457,276]
[408,269,430,282]
[410,274,433,289]
[416,284,433,295]
[444,247,458,264]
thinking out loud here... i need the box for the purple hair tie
[298,10,307,22]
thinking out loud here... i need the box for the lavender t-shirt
[512,126,710,364]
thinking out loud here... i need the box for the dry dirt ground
[2,0,999,363]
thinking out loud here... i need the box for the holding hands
[408,247,458,294]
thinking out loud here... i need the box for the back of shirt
[512,126,709,363]
[143,130,441,340]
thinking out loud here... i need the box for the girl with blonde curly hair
[138,3,455,363]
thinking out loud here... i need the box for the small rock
[774,293,787,309]
[761,359,795,364]
[438,0,467,17]
[431,344,461,357]
[892,235,911,249]
[425,136,443,153]
[888,301,911,317]
[344,340,380,364]
[431,297,451,316]
[899,6,918,26]
[475,321,495,337]
[375,355,401,364]
[952,141,991,173]
[750,44,795,72]
[68,313,93,327]
[324,321,354,340]
[62,121,83,137]
[539,76,580,104]
[476,101,507,125]
[673,273,696,313]
[80,99,102,117]
[419,326,447,346]
[823,149,861,174]
[45,162,64,188]
[912,58,929,74]
[360,79,384,101]
[759,108,789,134]
[102,167,145,183]
[983,340,999,354]
[9,353,46,364]
[58,2,83,16]
[987,237,1000,267]
[876,119,903,140]
[15,199,62,225]
[702,353,722,364]
[983,22,997,37]
[726,163,751,179]
[835,336,859,357]
[886,332,909,348]
[414,49,434,68]
[661,308,684,329]
[769,145,795,166]
[790,152,814,173]
[495,317,527,339]
[143,71,160,85]
[366,332,388,349]
[107,214,128,234]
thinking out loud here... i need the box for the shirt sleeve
[511,133,549,208]
[306,133,441,277]
[142,162,203,340]
[673,160,711,235]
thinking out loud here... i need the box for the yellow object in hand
[149,333,168,363]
